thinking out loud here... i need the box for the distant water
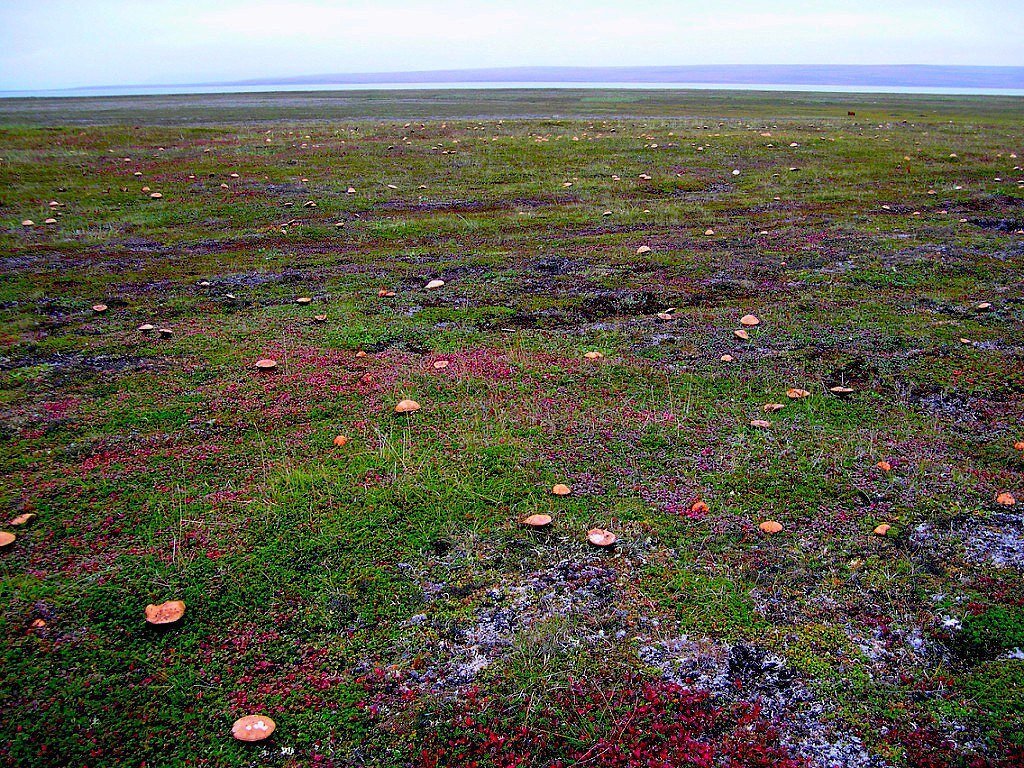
[3,81,1024,98]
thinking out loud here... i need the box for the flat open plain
[0,89,1022,767]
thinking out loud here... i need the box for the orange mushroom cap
[521,514,553,528]
[232,715,276,742]
[587,528,618,547]
[144,600,185,625]
[551,483,572,496]
[395,399,421,414]
[758,520,783,534]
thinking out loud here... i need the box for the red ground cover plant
[414,675,806,768]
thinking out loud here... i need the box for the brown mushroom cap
[0,531,16,548]
[377,289,396,298]
[44,217,57,224]
[636,245,652,255]
[144,600,185,625]
[786,388,810,399]
[763,403,785,413]
[996,492,1016,507]
[149,192,163,199]
[720,354,735,362]
[10,513,36,526]
[232,715,276,742]
[587,528,618,547]
[521,514,553,528]
[296,297,312,305]
[734,329,750,340]
[583,351,604,360]
[395,399,421,414]
[92,304,108,313]
[829,386,855,397]
[21,219,34,227]
[758,520,783,534]
[158,328,173,338]
[750,419,772,429]
[873,523,891,536]
[740,314,760,327]
[876,461,892,472]
[255,359,278,371]
[551,483,572,496]
[138,323,156,333]
[432,360,450,369]
[333,435,349,447]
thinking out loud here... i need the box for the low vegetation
[0,89,1022,767]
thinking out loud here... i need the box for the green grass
[0,89,1022,767]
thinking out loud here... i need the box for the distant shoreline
[4,82,1024,99]
[5,64,1023,99]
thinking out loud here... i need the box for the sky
[1,0,1022,90]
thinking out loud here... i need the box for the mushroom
[425,279,445,290]
[873,523,891,536]
[395,399,421,414]
[138,324,156,334]
[21,219,34,227]
[739,314,760,327]
[158,328,173,339]
[551,484,572,496]
[636,245,651,255]
[786,388,810,399]
[333,435,349,447]
[10,513,36,526]
[750,419,772,429]
[587,529,617,547]
[521,514,553,529]
[876,461,892,472]
[734,329,750,340]
[255,359,278,372]
[296,297,312,305]
[144,600,185,626]
[314,314,328,323]
[996,492,1016,507]
[758,520,783,534]
[378,289,396,298]
[149,192,163,199]
[92,304,108,314]
[232,715,276,743]
[829,386,855,398]
[44,218,57,225]
[763,403,785,413]
[0,531,16,549]
[432,360,450,370]
[583,351,604,360]
[720,354,735,362]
